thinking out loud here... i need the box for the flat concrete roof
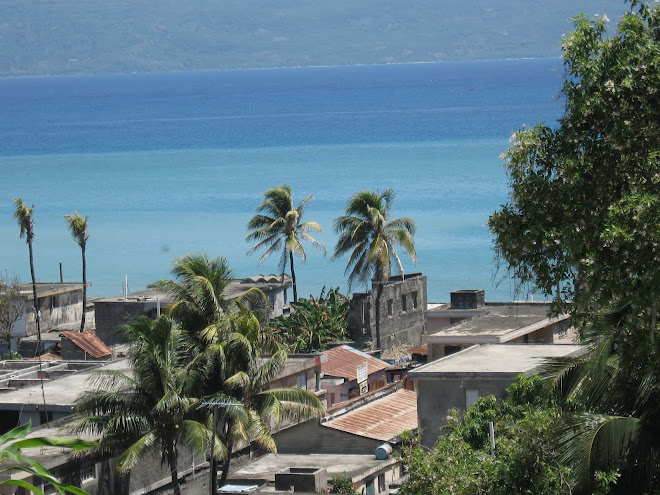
[426,302,569,342]
[408,344,585,378]
[0,358,130,409]
[95,275,291,304]
[232,453,397,483]
[13,283,86,300]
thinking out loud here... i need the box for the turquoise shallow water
[0,60,564,301]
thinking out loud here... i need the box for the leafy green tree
[246,184,326,302]
[488,3,660,492]
[271,287,350,352]
[488,2,660,333]
[70,316,211,495]
[397,375,572,495]
[333,189,416,348]
[64,212,89,332]
[0,421,96,495]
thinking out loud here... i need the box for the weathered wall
[348,274,427,351]
[415,376,516,448]
[273,419,381,455]
[94,301,155,346]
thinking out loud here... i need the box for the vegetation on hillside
[1,0,627,76]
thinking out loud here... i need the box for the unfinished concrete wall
[274,419,381,455]
[415,375,516,448]
[94,301,154,346]
[348,274,427,351]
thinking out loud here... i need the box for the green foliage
[0,420,96,495]
[327,473,358,494]
[246,184,325,302]
[397,375,572,495]
[70,316,211,495]
[271,287,350,352]
[489,3,660,492]
[0,1,629,76]
[333,188,416,289]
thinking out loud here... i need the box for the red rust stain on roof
[323,389,418,441]
[321,345,390,381]
[60,330,111,359]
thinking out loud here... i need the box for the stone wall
[348,274,427,351]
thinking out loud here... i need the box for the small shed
[60,330,111,361]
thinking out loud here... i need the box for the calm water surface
[0,59,564,301]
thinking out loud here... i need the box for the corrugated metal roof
[323,388,418,441]
[60,330,111,359]
[321,345,390,381]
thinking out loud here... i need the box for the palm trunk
[28,234,48,425]
[167,448,180,495]
[27,237,41,348]
[80,243,86,332]
[219,440,234,487]
[289,250,298,302]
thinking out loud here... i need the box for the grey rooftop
[408,344,585,378]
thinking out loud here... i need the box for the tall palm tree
[70,316,212,495]
[246,184,326,302]
[13,199,41,349]
[64,212,89,332]
[333,188,416,349]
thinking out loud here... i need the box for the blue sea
[0,59,564,302]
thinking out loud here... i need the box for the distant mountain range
[1,0,629,77]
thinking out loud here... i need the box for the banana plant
[0,421,96,495]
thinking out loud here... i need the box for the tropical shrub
[271,287,350,352]
[327,473,358,494]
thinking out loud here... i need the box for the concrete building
[408,343,585,447]
[94,274,292,346]
[320,345,391,408]
[0,358,128,430]
[7,283,88,352]
[274,381,417,456]
[426,289,573,361]
[347,273,427,351]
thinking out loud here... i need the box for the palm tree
[64,212,89,332]
[332,188,416,349]
[167,253,266,342]
[246,184,326,302]
[540,305,660,494]
[205,309,324,486]
[167,253,235,337]
[70,316,212,495]
[13,199,41,350]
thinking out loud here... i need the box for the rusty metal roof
[27,352,62,361]
[323,388,418,441]
[60,330,111,359]
[321,345,390,381]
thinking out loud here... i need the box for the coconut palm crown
[246,184,326,302]
[333,188,416,289]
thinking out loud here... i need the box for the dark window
[387,300,393,316]
[411,291,418,309]
[402,295,407,312]
[445,345,461,356]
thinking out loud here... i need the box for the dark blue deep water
[0,59,564,300]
